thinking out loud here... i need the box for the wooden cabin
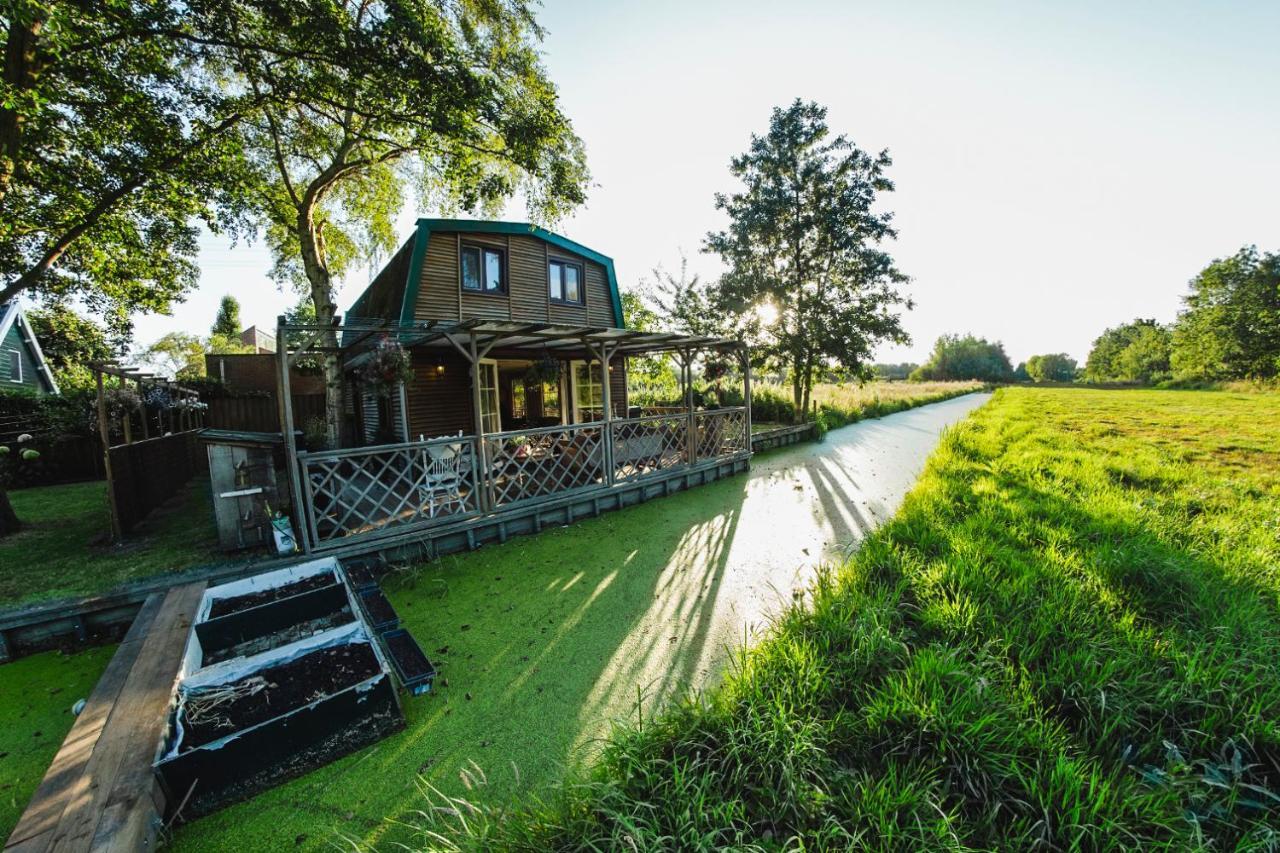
[343,219,630,444]
[279,219,751,556]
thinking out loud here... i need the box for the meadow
[413,387,1280,850]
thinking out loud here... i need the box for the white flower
[17,433,32,443]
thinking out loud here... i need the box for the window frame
[548,258,585,306]
[460,243,508,296]
[6,348,21,383]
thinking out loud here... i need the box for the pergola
[275,316,752,552]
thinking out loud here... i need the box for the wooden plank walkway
[5,582,206,853]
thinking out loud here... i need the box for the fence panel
[694,407,749,462]
[0,435,103,488]
[299,435,479,546]
[108,430,207,533]
[611,414,689,482]
[486,422,606,508]
[206,394,325,433]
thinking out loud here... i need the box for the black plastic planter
[381,629,436,696]
[340,557,381,592]
[358,587,400,633]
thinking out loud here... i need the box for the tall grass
[407,387,1280,850]
[741,380,983,428]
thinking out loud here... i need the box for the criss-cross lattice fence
[695,407,749,462]
[485,422,606,509]
[611,414,689,482]
[297,435,479,547]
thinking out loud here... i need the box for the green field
[416,387,1280,849]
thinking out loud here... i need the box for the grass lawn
[0,645,117,839]
[411,387,1280,849]
[0,478,220,606]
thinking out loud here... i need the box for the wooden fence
[206,394,325,433]
[0,434,103,488]
[107,430,207,534]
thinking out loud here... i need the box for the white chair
[420,433,466,516]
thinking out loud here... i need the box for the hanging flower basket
[103,387,142,420]
[525,353,561,385]
[359,336,414,396]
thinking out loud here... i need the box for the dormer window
[461,244,506,294]
[549,259,584,305]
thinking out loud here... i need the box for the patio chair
[420,433,466,517]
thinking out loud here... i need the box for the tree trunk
[0,14,42,211]
[296,204,342,448]
[0,485,21,537]
[790,363,805,425]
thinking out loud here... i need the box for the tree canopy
[911,334,1013,382]
[26,305,117,389]
[706,100,911,422]
[1025,353,1078,382]
[212,295,242,339]
[1083,319,1171,384]
[1171,246,1280,381]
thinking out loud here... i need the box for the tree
[1083,319,1170,383]
[26,305,117,389]
[142,333,208,379]
[911,334,1013,382]
[212,295,242,339]
[1171,247,1280,381]
[706,100,911,423]
[0,3,259,328]
[1025,353,1078,382]
[871,362,918,380]
[212,1,589,444]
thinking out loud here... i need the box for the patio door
[478,359,501,434]
[569,360,604,422]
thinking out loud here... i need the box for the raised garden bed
[157,559,404,819]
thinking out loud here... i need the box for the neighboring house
[205,352,324,395]
[344,218,631,443]
[238,325,277,354]
[0,302,59,395]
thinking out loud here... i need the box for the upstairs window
[461,244,506,294]
[7,349,20,382]
[549,259,584,305]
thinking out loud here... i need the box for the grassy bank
[748,379,983,428]
[0,478,219,606]
[414,387,1280,849]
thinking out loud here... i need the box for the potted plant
[358,336,414,396]
[525,352,561,385]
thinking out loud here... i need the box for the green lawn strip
[0,645,117,840]
[0,478,219,606]
[404,388,1280,849]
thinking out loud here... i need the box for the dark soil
[207,573,335,619]
[385,631,434,680]
[358,588,399,628]
[180,641,380,751]
[341,560,380,589]
[201,607,355,667]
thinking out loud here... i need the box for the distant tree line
[1085,246,1279,384]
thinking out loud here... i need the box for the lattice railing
[486,422,606,508]
[611,414,688,481]
[298,435,478,545]
[695,407,748,462]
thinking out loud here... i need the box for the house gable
[0,303,59,395]
[344,219,625,331]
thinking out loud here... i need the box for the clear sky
[130,0,1280,367]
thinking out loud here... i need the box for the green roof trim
[397,218,625,328]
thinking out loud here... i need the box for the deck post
[95,366,123,542]
[277,316,311,554]
[682,350,697,465]
[468,332,491,512]
[741,343,752,453]
[598,341,614,486]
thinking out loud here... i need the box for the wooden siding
[404,348,474,439]
[412,230,619,328]
[1,319,47,393]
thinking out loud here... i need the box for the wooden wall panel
[509,235,550,322]
[404,348,474,439]
[416,232,461,321]
[585,263,614,326]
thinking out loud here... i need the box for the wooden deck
[5,583,205,853]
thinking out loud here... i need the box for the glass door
[570,360,604,422]
[478,360,501,434]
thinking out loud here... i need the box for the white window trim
[569,359,604,423]
[7,348,21,383]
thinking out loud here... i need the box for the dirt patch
[207,574,335,619]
